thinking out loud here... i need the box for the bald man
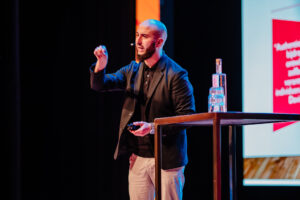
[90,19,195,200]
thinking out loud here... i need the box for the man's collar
[142,51,166,71]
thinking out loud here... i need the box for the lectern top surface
[154,112,300,126]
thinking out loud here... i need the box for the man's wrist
[149,123,155,134]
[94,66,104,73]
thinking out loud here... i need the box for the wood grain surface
[244,156,300,179]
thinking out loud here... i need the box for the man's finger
[101,46,107,54]
[94,45,107,54]
[133,121,145,126]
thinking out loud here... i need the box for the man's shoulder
[120,60,141,73]
[163,55,188,75]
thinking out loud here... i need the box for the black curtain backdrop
[4,0,298,200]
[5,0,135,200]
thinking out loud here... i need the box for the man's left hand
[129,121,153,136]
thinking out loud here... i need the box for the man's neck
[144,50,163,68]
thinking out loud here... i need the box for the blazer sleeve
[161,69,196,135]
[90,62,133,92]
[171,69,196,116]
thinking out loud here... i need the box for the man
[90,19,195,200]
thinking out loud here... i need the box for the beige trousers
[128,156,185,200]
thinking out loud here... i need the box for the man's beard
[136,41,156,62]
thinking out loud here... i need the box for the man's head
[135,19,168,61]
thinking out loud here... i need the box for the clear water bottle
[208,58,227,112]
[208,86,226,112]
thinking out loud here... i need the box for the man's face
[135,25,157,61]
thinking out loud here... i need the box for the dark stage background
[4,0,297,200]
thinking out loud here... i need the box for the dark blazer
[90,53,196,169]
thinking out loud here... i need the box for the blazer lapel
[145,58,166,107]
[133,62,144,96]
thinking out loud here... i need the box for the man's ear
[155,38,164,48]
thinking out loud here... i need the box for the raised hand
[94,45,108,73]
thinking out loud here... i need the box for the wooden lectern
[153,112,300,200]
